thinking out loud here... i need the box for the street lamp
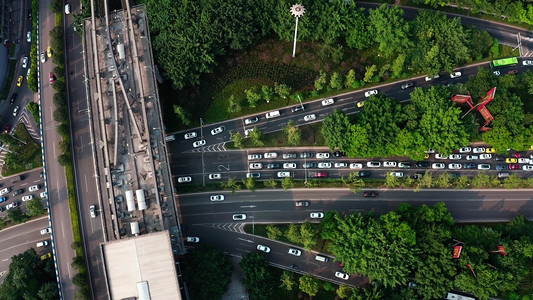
[290,4,306,58]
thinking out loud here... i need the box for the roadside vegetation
[0,124,42,176]
[139,0,512,132]
[245,205,533,300]
[46,3,90,299]
[27,0,40,93]
[0,248,59,298]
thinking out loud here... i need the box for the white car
[244,117,259,124]
[244,128,254,136]
[383,161,397,167]
[523,60,533,66]
[435,154,447,159]
[6,202,18,210]
[478,164,491,170]
[449,154,461,160]
[288,248,302,256]
[232,214,247,221]
[334,162,347,168]
[364,89,378,97]
[277,172,292,178]
[367,161,381,168]
[518,158,530,164]
[257,245,271,253]
[318,162,332,169]
[432,163,445,169]
[178,176,192,183]
[210,195,225,201]
[22,57,28,68]
[0,188,9,195]
[479,154,492,159]
[466,155,478,160]
[36,241,49,248]
[89,205,96,218]
[26,31,31,42]
[193,140,206,147]
[283,163,296,169]
[425,74,440,81]
[473,147,486,153]
[40,228,51,235]
[349,163,363,169]
[249,163,263,170]
[459,147,472,153]
[304,114,316,122]
[493,70,500,76]
[264,152,277,159]
[310,212,324,219]
[321,98,334,106]
[335,271,349,280]
[448,163,462,170]
[208,173,222,180]
[22,195,33,202]
[184,132,197,139]
[186,237,200,243]
[246,172,260,179]
[450,71,462,78]
[425,148,435,153]
[40,53,45,63]
[248,154,262,160]
[523,165,533,171]
[29,185,40,192]
[40,192,47,199]
[390,172,403,178]
[316,153,330,159]
[211,126,225,135]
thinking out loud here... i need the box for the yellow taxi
[16,76,23,87]
[46,46,52,58]
[40,253,52,261]
[506,158,517,164]
[424,153,430,159]
[486,148,496,153]
[357,101,365,108]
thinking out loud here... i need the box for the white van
[65,4,71,14]
[315,255,329,262]
[265,110,280,119]
[36,241,49,247]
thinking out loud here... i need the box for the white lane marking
[84,174,88,193]
[237,238,254,243]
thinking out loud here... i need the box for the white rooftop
[102,230,182,300]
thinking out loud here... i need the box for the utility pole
[290,4,306,58]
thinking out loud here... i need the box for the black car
[291,105,305,113]
[493,156,505,161]
[303,162,318,169]
[401,82,415,90]
[357,171,370,177]
[496,165,508,170]
[333,151,346,157]
[12,189,23,197]
[464,163,477,169]
[300,152,313,158]
[267,163,281,169]
[363,191,378,197]
[416,161,430,168]
[10,93,17,104]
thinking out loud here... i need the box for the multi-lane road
[178,189,533,285]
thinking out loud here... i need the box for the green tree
[364,65,377,82]
[56,123,70,137]
[286,224,300,244]
[240,253,274,300]
[283,120,301,146]
[52,79,65,93]
[279,271,295,291]
[330,72,343,90]
[321,109,352,152]
[274,82,291,99]
[230,131,244,148]
[26,198,45,217]
[57,153,71,166]
[227,95,242,114]
[281,177,294,191]
[455,175,470,189]
[418,171,434,188]
[37,281,59,300]
[369,5,412,58]
[345,8,373,50]
[245,87,261,107]
[314,71,328,91]
[266,224,283,240]
[53,65,65,79]
[49,0,62,15]
[248,126,263,147]
[436,172,452,188]
[299,274,320,296]
[264,178,278,189]
[337,285,352,299]
[53,93,66,107]
[300,222,318,250]
[221,177,241,193]
[472,172,490,188]
[173,105,191,126]
[183,245,234,300]
[386,172,401,188]
[503,174,524,189]
[242,177,256,192]
[342,172,366,193]
[261,85,274,103]
[7,208,28,224]
[391,54,406,78]
[72,272,88,287]
[53,106,68,123]
[345,69,357,88]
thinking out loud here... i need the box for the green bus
[490,57,518,69]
